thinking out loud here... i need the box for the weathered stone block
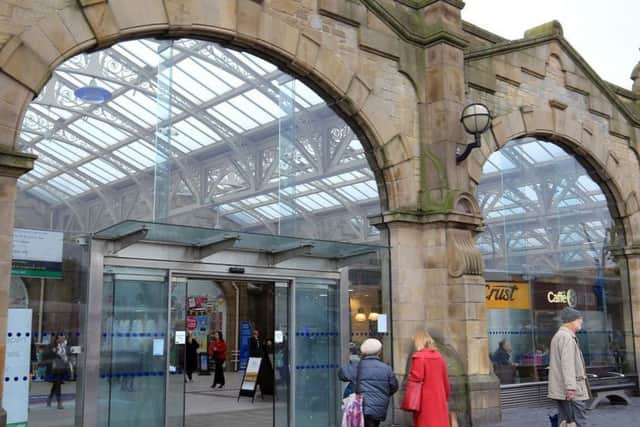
[109,0,168,31]
[318,0,366,27]
[358,26,399,60]
[259,12,298,59]
[237,0,262,39]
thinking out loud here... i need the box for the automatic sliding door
[294,278,339,426]
[98,269,168,427]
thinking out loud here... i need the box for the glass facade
[478,137,636,384]
[7,36,389,427]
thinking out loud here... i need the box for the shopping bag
[400,380,422,412]
[341,393,364,427]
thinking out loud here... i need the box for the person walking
[185,331,199,382]
[44,335,70,409]
[249,329,262,357]
[403,332,450,427]
[339,338,398,427]
[548,307,591,427]
[209,331,227,388]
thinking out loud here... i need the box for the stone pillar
[376,210,499,427]
[0,148,35,426]
[374,1,500,424]
[624,251,640,390]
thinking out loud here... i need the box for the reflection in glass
[479,137,635,384]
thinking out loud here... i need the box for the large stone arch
[0,0,428,213]
[467,104,640,247]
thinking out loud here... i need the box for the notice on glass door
[377,314,388,333]
[153,339,164,356]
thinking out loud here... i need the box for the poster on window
[11,228,63,278]
[3,308,32,427]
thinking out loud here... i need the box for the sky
[461,0,639,89]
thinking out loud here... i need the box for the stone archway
[0,0,405,210]
[470,104,640,392]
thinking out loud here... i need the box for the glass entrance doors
[168,277,289,427]
[96,266,344,427]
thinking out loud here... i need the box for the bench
[587,373,637,410]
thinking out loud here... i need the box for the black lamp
[456,103,492,163]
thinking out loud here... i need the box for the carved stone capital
[447,231,484,277]
[0,148,36,178]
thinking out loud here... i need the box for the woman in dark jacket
[209,331,227,388]
[185,331,199,382]
[339,338,398,427]
[44,335,70,409]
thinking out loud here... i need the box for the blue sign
[239,321,252,370]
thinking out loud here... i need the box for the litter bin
[199,352,210,375]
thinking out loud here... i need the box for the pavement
[488,396,640,427]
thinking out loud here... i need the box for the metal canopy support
[334,250,378,269]
[106,227,148,255]
[269,243,314,265]
[194,235,239,259]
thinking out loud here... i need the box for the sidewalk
[489,397,640,426]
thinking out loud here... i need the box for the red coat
[408,349,450,427]
[208,340,227,361]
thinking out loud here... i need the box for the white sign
[274,330,284,344]
[241,357,262,391]
[376,314,388,333]
[175,331,186,344]
[12,228,63,262]
[153,339,164,356]
[3,309,32,427]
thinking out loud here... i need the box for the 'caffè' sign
[485,282,531,310]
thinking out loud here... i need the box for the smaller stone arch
[471,105,639,247]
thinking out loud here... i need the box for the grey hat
[560,307,582,323]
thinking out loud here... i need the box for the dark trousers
[213,360,225,386]
[364,416,380,427]
[556,399,589,427]
[49,380,62,403]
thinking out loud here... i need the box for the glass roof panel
[228,50,271,75]
[37,139,89,163]
[228,94,275,125]
[178,57,232,96]
[117,40,161,67]
[49,173,92,195]
[243,89,286,118]
[211,102,259,131]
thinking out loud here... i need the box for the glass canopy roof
[477,137,618,273]
[17,38,381,242]
[94,220,385,260]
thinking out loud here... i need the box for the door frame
[166,270,295,427]
[83,242,343,427]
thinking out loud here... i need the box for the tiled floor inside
[27,371,277,427]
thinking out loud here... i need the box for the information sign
[11,228,63,278]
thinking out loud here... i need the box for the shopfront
[478,137,636,403]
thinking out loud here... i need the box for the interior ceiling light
[74,78,112,104]
[354,308,366,322]
[368,312,378,321]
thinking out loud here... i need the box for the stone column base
[468,374,501,426]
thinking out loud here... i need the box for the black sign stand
[237,357,262,403]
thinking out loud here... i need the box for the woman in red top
[209,331,227,388]
[407,332,451,427]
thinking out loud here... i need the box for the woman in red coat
[208,331,227,388]
[407,332,451,427]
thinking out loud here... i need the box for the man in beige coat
[548,307,591,426]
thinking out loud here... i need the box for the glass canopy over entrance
[94,220,386,261]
